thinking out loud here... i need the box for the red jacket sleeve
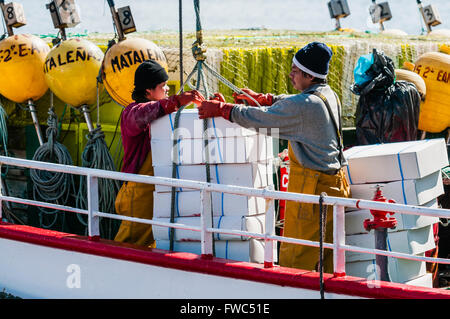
[121,101,166,137]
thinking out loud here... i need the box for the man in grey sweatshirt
[198,42,350,273]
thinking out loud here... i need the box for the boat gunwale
[0,222,449,299]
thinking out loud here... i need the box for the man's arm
[229,96,306,139]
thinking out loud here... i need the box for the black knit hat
[293,42,333,79]
[134,59,169,90]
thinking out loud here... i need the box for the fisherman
[114,59,205,247]
[197,42,350,273]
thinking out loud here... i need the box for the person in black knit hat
[114,59,205,247]
[198,42,351,273]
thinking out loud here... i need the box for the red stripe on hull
[0,222,449,299]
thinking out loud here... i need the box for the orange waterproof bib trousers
[114,151,156,248]
[279,143,350,273]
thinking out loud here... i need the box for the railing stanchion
[87,175,100,240]
[200,189,213,259]
[333,204,346,277]
[264,198,276,268]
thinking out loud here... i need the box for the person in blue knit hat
[198,42,351,273]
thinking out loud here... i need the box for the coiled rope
[75,80,121,239]
[0,97,20,224]
[30,94,76,230]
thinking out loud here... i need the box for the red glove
[211,92,226,102]
[198,100,234,120]
[232,88,273,106]
[160,90,205,114]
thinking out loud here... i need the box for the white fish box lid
[348,170,444,206]
[343,139,448,184]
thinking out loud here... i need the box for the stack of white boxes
[343,139,448,287]
[150,108,276,263]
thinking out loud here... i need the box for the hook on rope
[192,29,207,62]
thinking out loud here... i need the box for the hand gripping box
[153,161,274,193]
[343,139,448,185]
[150,108,257,140]
[152,214,266,241]
[153,190,268,218]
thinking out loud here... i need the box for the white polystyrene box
[345,225,435,262]
[349,170,444,206]
[345,253,427,284]
[151,134,273,165]
[155,238,275,264]
[150,108,257,140]
[345,199,440,234]
[152,215,266,241]
[404,272,433,288]
[343,139,448,184]
[153,162,274,193]
[153,190,268,218]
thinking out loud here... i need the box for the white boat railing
[0,155,450,277]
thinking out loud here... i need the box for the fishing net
[158,33,441,128]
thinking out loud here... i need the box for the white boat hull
[1,223,449,299]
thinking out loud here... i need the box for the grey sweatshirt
[230,84,347,174]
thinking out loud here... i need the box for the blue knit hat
[293,42,333,79]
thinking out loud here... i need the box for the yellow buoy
[413,49,450,133]
[44,38,104,107]
[395,68,426,98]
[101,37,168,106]
[0,34,50,103]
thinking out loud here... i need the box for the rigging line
[170,105,187,251]
[179,0,184,92]
[319,192,327,300]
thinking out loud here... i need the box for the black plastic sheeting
[351,49,421,145]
